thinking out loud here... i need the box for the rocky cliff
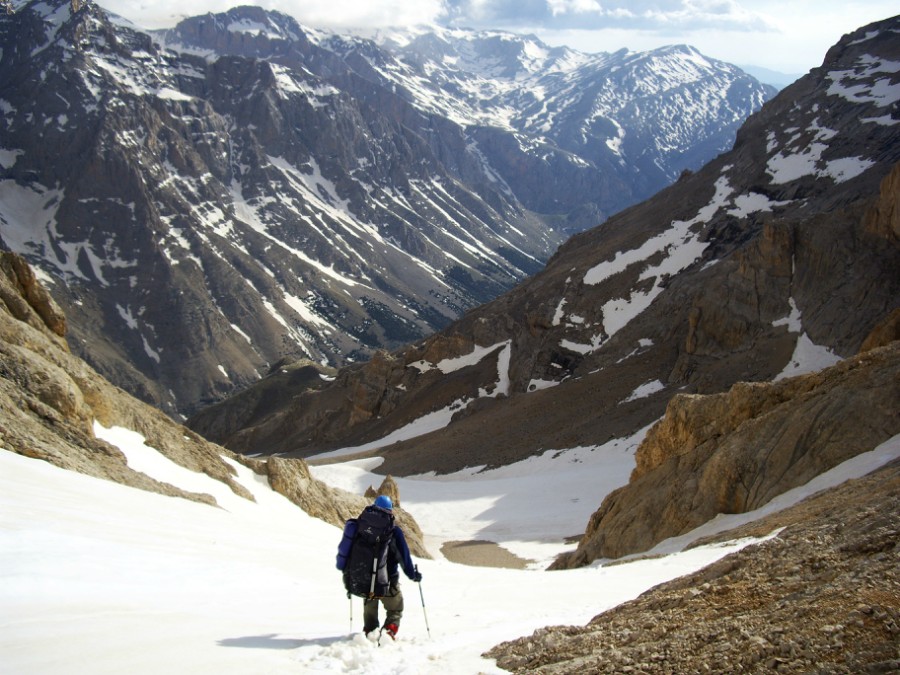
[487,456,900,673]
[551,333,900,567]
[0,251,428,555]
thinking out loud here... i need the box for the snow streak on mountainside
[188,15,900,473]
[0,0,773,416]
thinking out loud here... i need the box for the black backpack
[343,506,396,599]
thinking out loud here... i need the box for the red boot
[383,623,398,640]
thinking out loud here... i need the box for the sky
[93,0,899,74]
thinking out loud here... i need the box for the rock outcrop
[552,339,900,566]
[860,307,900,354]
[244,457,428,558]
[364,474,401,506]
[487,458,900,673]
[864,161,900,241]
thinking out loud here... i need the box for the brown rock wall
[864,161,900,241]
[0,252,67,340]
[554,341,900,566]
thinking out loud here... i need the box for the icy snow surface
[3,421,898,674]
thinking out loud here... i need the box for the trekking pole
[348,592,353,634]
[415,565,432,638]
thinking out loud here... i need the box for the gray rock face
[0,0,772,417]
[191,16,900,475]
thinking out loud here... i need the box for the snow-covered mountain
[0,0,773,416]
[190,15,900,481]
[2,250,898,671]
[360,29,774,198]
[2,136,898,674]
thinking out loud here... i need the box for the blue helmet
[374,495,393,511]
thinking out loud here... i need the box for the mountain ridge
[0,0,774,416]
[188,16,900,506]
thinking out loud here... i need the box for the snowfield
[2,427,899,674]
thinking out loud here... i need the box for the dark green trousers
[363,581,404,633]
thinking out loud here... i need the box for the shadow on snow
[217,634,349,650]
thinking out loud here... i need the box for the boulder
[375,474,401,507]
[258,456,428,558]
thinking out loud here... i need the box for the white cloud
[547,0,603,18]
[98,0,447,30]
[94,0,899,74]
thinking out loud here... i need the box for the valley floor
[1,429,898,674]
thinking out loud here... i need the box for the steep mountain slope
[0,1,551,416]
[190,16,900,476]
[0,250,427,554]
[0,0,773,417]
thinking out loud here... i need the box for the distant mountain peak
[0,2,774,416]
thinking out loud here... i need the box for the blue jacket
[336,515,417,582]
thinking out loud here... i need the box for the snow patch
[436,341,509,374]
[0,148,23,169]
[775,333,842,381]
[622,379,665,403]
[772,297,802,333]
[116,304,139,330]
[728,192,791,217]
[827,55,900,107]
[141,334,161,364]
[551,297,566,326]
[527,378,559,392]
[156,87,193,102]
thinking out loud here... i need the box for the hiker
[336,495,422,639]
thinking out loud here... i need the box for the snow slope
[2,427,899,674]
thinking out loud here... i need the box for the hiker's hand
[412,570,422,582]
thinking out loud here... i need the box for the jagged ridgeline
[188,16,900,473]
[0,0,773,417]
